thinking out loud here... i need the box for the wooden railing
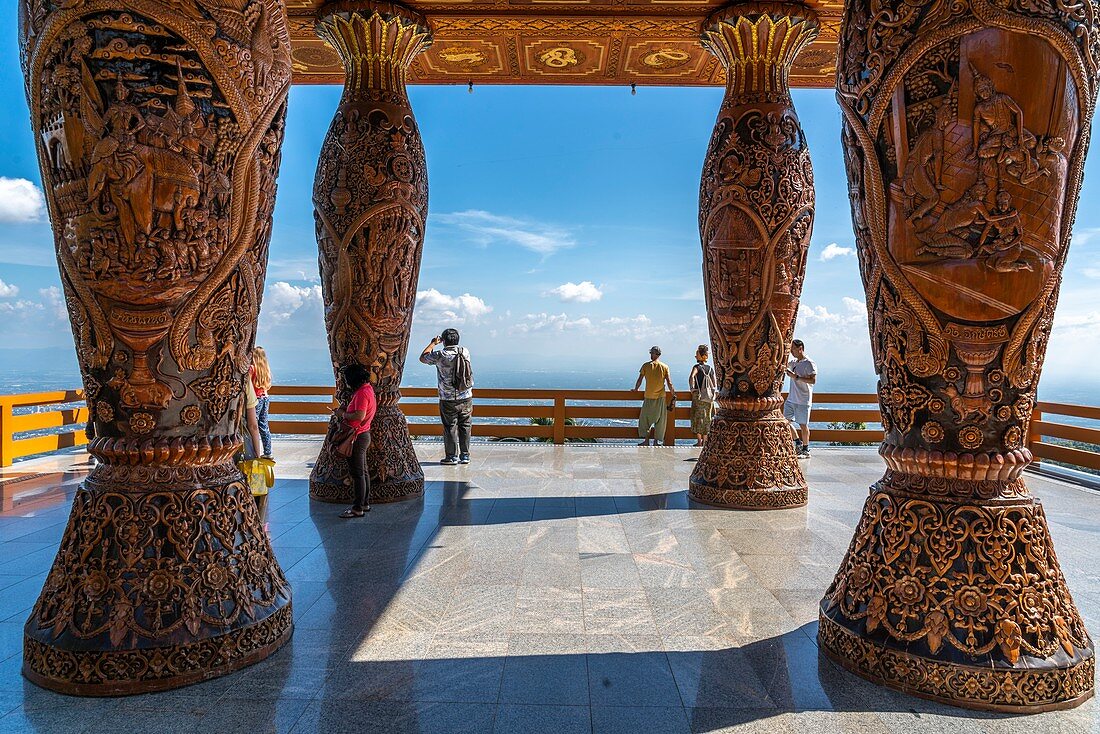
[0,391,88,467]
[1030,401,1100,474]
[266,387,886,446]
[1,388,1097,480]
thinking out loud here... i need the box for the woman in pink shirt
[336,364,377,518]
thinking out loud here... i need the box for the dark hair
[341,363,371,391]
[792,339,805,349]
[442,328,460,346]
[696,344,709,356]
[649,345,661,356]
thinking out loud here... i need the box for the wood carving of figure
[905,103,951,226]
[88,79,146,247]
[977,190,1031,272]
[971,70,1039,188]
[916,181,991,258]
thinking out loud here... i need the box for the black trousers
[439,398,472,458]
[346,432,371,510]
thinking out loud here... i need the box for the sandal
[339,508,365,518]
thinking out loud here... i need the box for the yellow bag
[237,457,276,497]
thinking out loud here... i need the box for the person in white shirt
[419,328,474,465]
[784,339,817,458]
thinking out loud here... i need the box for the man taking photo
[420,328,474,465]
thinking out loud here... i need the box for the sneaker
[459,454,470,464]
[798,447,811,458]
[440,457,459,466]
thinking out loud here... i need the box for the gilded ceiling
[286,1,844,87]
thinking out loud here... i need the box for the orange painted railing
[2,388,1098,478]
[0,390,88,467]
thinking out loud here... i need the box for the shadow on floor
[10,477,1037,733]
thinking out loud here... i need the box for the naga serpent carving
[821,0,1097,711]
[309,0,430,504]
[19,0,293,694]
[689,2,817,510]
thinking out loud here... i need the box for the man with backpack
[688,344,717,447]
[420,328,474,465]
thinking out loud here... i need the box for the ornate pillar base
[23,461,293,695]
[689,399,807,509]
[819,469,1094,712]
[309,400,424,505]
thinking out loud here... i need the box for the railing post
[553,395,566,445]
[0,398,12,467]
[663,395,676,446]
[1029,405,1043,465]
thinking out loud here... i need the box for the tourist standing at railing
[688,344,717,447]
[250,346,274,460]
[784,339,817,458]
[337,364,377,518]
[420,328,474,465]
[634,345,675,446]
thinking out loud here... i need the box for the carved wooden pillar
[18,0,293,694]
[308,1,430,505]
[821,0,1097,712]
[688,2,817,510]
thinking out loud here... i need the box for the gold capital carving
[702,2,819,100]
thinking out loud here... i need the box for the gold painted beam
[286,1,843,86]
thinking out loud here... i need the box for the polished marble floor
[1,440,1099,733]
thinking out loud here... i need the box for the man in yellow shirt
[633,346,675,446]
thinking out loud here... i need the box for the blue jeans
[256,395,272,457]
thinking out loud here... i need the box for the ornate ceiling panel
[286,1,843,86]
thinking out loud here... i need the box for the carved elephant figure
[87,141,201,247]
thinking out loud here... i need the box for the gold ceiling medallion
[642,47,691,69]
[538,46,582,68]
[439,46,486,66]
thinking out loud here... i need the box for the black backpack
[451,348,473,393]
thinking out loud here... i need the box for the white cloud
[820,242,855,261]
[415,288,492,324]
[0,178,46,223]
[266,258,320,283]
[796,297,867,330]
[669,287,704,301]
[1071,227,1100,249]
[38,286,66,320]
[0,299,42,316]
[261,281,323,326]
[434,210,576,256]
[0,279,19,298]
[545,281,603,303]
[598,314,707,342]
[1083,268,1100,279]
[508,312,593,335]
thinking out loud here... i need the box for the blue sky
[1,10,1098,395]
